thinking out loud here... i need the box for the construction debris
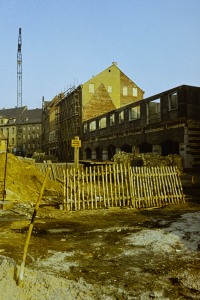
[113,152,183,173]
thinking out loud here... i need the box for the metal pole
[74,136,79,170]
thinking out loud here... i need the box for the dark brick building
[82,85,200,169]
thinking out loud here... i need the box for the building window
[123,86,128,96]
[12,138,14,144]
[147,99,161,124]
[23,134,25,139]
[12,127,15,134]
[119,111,124,124]
[28,126,30,131]
[28,134,30,139]
[129,106,140,121]
[89,121,96,132]
[32,133,35,139]
[133,87,138,97]
[108,85,112,93]
[37,133,39,138]
[110,114,115,126]
[99,117,106,129]
[89,83,95,93]
[168,92,178,110]
[28,143,30,148]
[84,123,87,133]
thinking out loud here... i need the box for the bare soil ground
[0,183,200,299]
[0,153,200,299]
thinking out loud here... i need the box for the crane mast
[17,28,22,108]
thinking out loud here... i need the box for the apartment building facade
[0,107,42,156]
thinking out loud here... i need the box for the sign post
[71,136,81,170]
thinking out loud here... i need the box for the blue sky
[0,0,199,108]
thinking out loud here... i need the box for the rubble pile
[113,151,183,172]
[0,153,63,204]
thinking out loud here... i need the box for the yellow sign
[71,139,81,147]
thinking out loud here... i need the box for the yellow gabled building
[44,62,144,161]
[82,62,144,121]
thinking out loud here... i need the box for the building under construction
[42,63,143,161]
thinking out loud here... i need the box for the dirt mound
[0,255,112,300]
[0,153,63,203]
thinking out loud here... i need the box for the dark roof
[0,106,27,119]
[22,109,42,124]
[0,107,42,124]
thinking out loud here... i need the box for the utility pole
[17,28,22,108]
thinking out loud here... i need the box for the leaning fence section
[63,164,185,211]
[35,162,66,182]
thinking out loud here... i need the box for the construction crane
[17,28,22,108]
[16,28,24,156]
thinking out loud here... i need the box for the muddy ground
[0,173,200,300]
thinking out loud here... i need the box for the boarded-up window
[89,121,96,131]
[89,83,95,93]
[108,85,112,93]
[123,86,128,96]
[99,117,107,129]
[133,87,138,97]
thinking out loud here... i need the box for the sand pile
[0,153,63,204]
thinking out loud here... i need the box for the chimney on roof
[112,62,117,66]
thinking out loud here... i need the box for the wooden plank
[101,165,106,207]
[113,164,118,207]
[93,166,97,209]
[85,167,90,209]
[109,164,114,207]
[81,168,85,210]
[89,167,93,209]
[97,166,102,208]
[105,165,110,207]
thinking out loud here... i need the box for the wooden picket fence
[35,162,66,182]
[63,164,185,210]
[35,163,185,211]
